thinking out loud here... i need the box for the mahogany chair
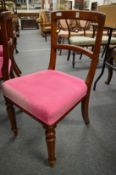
[0,11,21,80]
[1,10,105,167]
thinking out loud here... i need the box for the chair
[0,11,21,80]
[0,0,20,53]
[1,10,105,167]
[68,5,116,68]
[68,26,116,68]
[37,10,51,41]
[93,4,116,90]
[66,19,95,62]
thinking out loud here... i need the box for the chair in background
[0,11,21,80]
[66,19,95,62]
[68,24,116,68]
[0,0,20,53]
[93,4,116,90]
[37,10,51,41]
[67,5,116,68]
[57,19,81,55]
[1,10,105,167]
[0,11,12,81]
[57,19,92,56]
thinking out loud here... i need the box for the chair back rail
[49,10,105,87]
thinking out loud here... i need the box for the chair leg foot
[105,58,113,85]
[67,50,71,61]
[105,68,113,85]
[4,97,18,136]
[81,97,90,125]
[15,49,19,54]
[48,159,56,168]
[44,125,56,167]
[72,52,75,68]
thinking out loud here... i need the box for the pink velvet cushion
[2,70,87,125]
[0,45,3,57]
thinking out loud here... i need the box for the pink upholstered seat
[2,70,87,125]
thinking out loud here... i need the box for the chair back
[58,19,71,30]
[49,10,105,89]
[39,10,51,24]
[0,11,13,80]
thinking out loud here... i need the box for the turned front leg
[44,125,56,167]
[4,97,18,136]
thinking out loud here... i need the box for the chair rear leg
[43,125,56,167]
[79,53,83,60]
[105,68,113,85]
[10,69,15,78]
[67,50,71,61]
[4,97,18,136]
[72,51,75,68]
[105,58,113,85]
[81,96,90,125]
[45,33,47,42]
[13,37,19,54]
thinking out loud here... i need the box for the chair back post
[49,10,105,89]
[0,11,13,80]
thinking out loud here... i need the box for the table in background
[17,10,39,30]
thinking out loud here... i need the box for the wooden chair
[68,5,116,68]
[0,11,21,80]
[68,27,116,68]
[1,10,105,167]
